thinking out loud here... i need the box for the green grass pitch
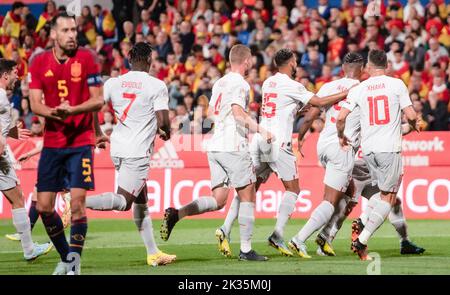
[1,218,449,275]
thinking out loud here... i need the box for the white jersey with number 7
[103,71,169,158]
[343,75,412,154]
[260,73,314,146]
[207,72,250,152]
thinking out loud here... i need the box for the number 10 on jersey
[367,95,390,125]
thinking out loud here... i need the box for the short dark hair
[129,42,153,66]
[274,49,294,67]
[0,59,17,77]
[51,12,76,28]
[343,52,364,64]
[12,1,25,11]
[368,49,387,68]
[94,4,102,10]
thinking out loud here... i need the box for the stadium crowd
[0,0,449,136]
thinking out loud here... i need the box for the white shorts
[111,156,150,196]
[249,135,298,183]
[207,151,256,189]
[0,150,18,191]
[363,152,403,193]
[318,143,354,192]
[352,159,379,202]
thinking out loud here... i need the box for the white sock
[222,195,239,237]
[133,203,159,255]
[86,192,127,211]
[388,201,409,242]
[359,200,392,245]
[178,196,218,219]
[274,191,297,238]
[321,196,348,242]
[12,208,34,256]
[295,201,334,244]
[360,193,381,225]
[238,202,255,253]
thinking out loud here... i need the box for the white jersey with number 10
[260,73,314,146]
[343,75,412,154]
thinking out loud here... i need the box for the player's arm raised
[307,89,350,108]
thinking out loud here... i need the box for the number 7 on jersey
[120,92,137,121]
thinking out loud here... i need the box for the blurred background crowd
[0,0,449,137]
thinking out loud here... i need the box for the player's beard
[291,65,297,78]
[7,78,17,91]
[61,40,78,57]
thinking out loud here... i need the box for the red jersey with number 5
[29,48,102,148]
[343,75,412,154]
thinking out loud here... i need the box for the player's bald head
[229,44,251,66]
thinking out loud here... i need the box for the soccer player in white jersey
[85,42,176,267]
[216,49,352,258]
[0,58,52,261]
[289,52,364,258]
[316,142,425,257]
[160,45,273,261]
[336,49,418,260]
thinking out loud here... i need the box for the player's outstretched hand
[158,128,171,141]
[339,135,350,151]
[96,134,110,149]
[17,122,32,140]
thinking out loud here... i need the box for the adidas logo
[44,70,54,77]
[151,142,184,169]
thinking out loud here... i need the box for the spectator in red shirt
[326,26,344,67]
[231,0,252,24]
[431,75,450,104]
[136,9,156,37]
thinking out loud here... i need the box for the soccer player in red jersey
[29,13,104,275]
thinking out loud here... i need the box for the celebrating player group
[1,13,424,274]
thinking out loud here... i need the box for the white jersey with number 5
[343,75,412,154]
[103,71,169,158]
[260,73,314,145]
[207,72,250,152]
[317,78,361,148]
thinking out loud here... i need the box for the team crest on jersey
[71,61,82,82]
